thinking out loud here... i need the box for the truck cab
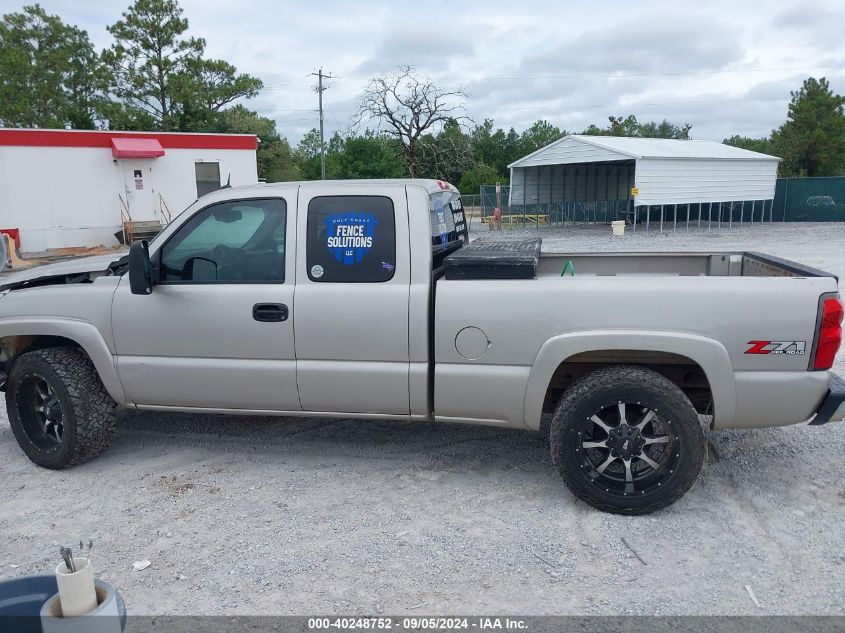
[112,179,466,418]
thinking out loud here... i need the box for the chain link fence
[477,184,639,230]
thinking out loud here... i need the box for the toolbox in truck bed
[443,238,542,280]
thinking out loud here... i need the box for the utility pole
[310,68,334,180]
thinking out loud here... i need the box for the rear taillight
[814,296,843,370]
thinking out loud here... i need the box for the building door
[122,161,157,221]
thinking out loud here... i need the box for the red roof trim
[111,137,166,159]
[0,129,257,151]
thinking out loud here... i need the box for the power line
[253,64,843,107]
[253,108,317,113]
[252,63,836,130]
[462,95,791,115]
[260,85,315,92]
[256,117,316,123]
[476,64,845,81]
[302,63,842,83]
[260,95,790,124]
[256,78,827,136]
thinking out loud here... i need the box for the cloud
[355,26,475,75]
[773,2,845,29]
[513,13,743,76]
[14,0,845,144]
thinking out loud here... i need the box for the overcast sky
[7,0,845,144]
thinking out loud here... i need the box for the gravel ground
[1,222,844,616]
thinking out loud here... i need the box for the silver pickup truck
[1,179,843,514]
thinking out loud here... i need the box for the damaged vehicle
[1,179,844,514]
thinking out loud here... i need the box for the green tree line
[724,77,845,177]
[2,2,844,187]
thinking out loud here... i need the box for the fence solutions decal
[433,203,450,245]
[326,213,377,265]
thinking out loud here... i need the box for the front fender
[0,317,126,404]
[522,330,736,430]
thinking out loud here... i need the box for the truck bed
[444,238,837,280]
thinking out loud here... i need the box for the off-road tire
[6,346,117,469]
[550,365,704,515]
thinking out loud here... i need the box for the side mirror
[184,256,218,281]
[128,240,152,295]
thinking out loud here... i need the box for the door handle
[253,303,288,322]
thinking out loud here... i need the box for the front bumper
[810,372,845,425]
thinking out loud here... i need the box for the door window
[159,198,286,283]
[306,196,396,283]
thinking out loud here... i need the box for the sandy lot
[1,222,844,616]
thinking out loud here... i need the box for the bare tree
[354,66,471,177]
[415,119,476,185]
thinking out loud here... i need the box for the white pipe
[55,557,97,616]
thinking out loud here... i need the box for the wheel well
[0,335,85,388]
[543,350,713,415]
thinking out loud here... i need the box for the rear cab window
[306,195,396,283]
[430,189,468,265]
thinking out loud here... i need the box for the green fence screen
[774,177,845,221]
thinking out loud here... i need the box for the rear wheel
[550,365,704,515]
[6,347,117,469]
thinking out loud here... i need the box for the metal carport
[507,135,781,231]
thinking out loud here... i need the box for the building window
[195,162,221,198]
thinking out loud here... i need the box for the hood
[0,253,127,291]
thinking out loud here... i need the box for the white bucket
[612,220,625,236]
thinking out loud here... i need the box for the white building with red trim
[0,129,259,253]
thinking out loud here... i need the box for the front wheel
[6,346,117,469]
[550,365,705,515]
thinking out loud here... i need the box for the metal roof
[509,135,780,168]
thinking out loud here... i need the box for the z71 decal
[745,340,806,355]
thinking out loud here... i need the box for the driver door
[111,195,300,412]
